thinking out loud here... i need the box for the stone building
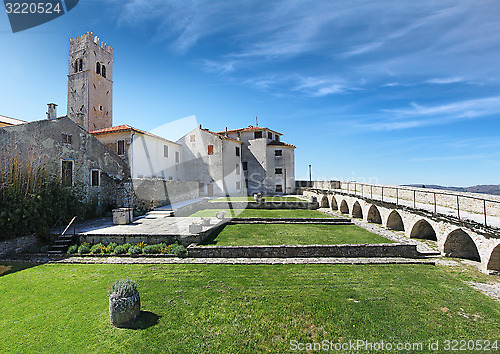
[177,125,245,197]
[0,115,26,128]
[0,115,129,209]
[218,126,296,195]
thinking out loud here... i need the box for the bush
[113,245,126,255]
[67,244,78,254]
[90,243,105,255]
[122,243,132,251]
[106,242,118,254]
[127,246,142,255]
[158,242,168,254]
[143,244,160,254]
[108,279,138,298]
[77,243,90,254]
[172,244,187,257]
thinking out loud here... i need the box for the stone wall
[131,179,199,209]
[0,235,38,257]
[208,201,319,210]
[187,243,419,258]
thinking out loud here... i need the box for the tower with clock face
[67,31,113,132]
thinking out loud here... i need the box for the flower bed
[67,241,187,257]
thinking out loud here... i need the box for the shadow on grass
[126,311,161,330]
[0,262,40,277]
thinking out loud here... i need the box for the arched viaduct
[304,189,500,274]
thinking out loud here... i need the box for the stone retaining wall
[208,201,319,210]
[0,235,38,257]
[187,243,419,258]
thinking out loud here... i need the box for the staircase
[48,216,77,255]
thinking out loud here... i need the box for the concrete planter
[113,208,133,225]
[109,291,141,327]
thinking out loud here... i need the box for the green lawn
[190,208,332,218]
[0,263,498,353]
[202,224,392,245]
[210,196,304,202]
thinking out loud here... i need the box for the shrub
[136,241,147,249]
[143,244,160,254]
[77,243,90,254]
[113,245,126,255]
[108,279,138,298]
[122,243,132,251]
[127,246,142,255]
[172,244,187,257]
[90,243,104,254]
[106,242,118,254]
[67,244,78,254]
[158,242,168,254]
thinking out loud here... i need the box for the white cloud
[426,77,465,84]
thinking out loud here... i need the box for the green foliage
[0,156,108,242]
[127,246,142,255]
[142,244,161,254]
[106,242,118,254]
[77,243,90,255]
[172,243,187,257]
[113,245,126,255]
[108,279,138,298]
[67,245,78,254]
[90,243,104,255]
[122,243,131,251]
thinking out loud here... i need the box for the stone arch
[320,195,329,208]
[410,219,437,241]
[487,245,500,271]
[367,205,382,224]
[340,200,349,214]
[443,229,480,261]
[330,196,338,210]
[386,210,404,231]
[352,201,363,219]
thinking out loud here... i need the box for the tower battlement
[69,31,113,55]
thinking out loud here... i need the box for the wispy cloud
[426,77,465,84]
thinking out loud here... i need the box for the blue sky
[1,0,500,186]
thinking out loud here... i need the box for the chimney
[47,103,58,119]
[225,126,228,136]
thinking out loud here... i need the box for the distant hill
[404,184,500,196]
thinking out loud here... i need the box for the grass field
[190,208,332,218]
[0,263,498,353]
[202,224,392,245]
[210,196,303,202]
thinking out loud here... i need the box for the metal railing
[321,182,500,227]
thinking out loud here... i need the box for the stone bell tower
[67,31,113,131]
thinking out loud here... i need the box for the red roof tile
[217,126,282,136]
[91,124,180,145]
[202,129,242,143]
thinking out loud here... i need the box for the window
[101,65,106,78]
[268,132,273,139]
[164,145,169,158]
[208,145,214,155]
[236,181,241,190]
[242,161,248,170]
[199,182,204,193]
[61,160,73,187]
[275,168,283,175]
[236,164,240,175]
[275,149,282,156]
[275,184,283,193]
[175,151,180,163]
[190,134,195,142]
[91,169,100,187]
[96,62,101,75]
[245,179,249,188]
[75,59,83,73]
[235,146,240,156]
[62,133,72,145]
[117,140,125,156]
[254,131,262,139]
[276,135,280,142]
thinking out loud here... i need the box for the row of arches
[316,193,499,271]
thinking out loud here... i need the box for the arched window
[74,59,78,73]
[101,65,106,78]
[96,62,101,75]
[78,59,83,72]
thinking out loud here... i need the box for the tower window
[275,150,282,156]
[96,62,101,75]
[75,59,83,72]
[117,140,125,156]
[101,65,106,78]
